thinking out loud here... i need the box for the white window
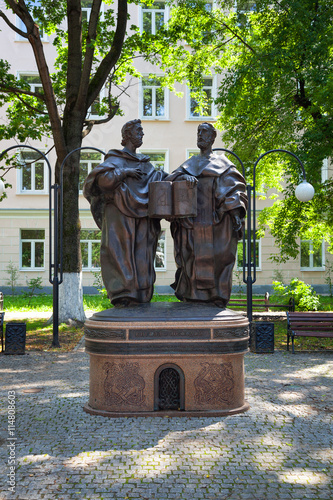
[20,229,45,270]
[82,0,92,23]
[155,230,166,270]
[139,150,169,173]
[187,77,216,119]
[86,89,108,119]
[322,158,328,183]
[18,73,43,94]
[79,151,103,192]
[17,150,48,194]
[81,230,101,270]
[300,240,324,270]
[236,231,261,271]
[16,0,48,42]
[140,1,168,34]
[140,76,169,120]
[186,149,200,159]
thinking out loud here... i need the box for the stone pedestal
[84,303,250,417]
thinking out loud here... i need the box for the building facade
[0,1,332,296]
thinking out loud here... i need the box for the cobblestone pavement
[0,344,332,500]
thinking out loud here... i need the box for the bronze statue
[83,119,167,307]
[166,123,248,308]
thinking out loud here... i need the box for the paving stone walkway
[0,344,332,500]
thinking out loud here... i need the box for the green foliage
[21,276,44,306]
[272,278,320,311]
[166,0,333,261]
[5,261,20,295]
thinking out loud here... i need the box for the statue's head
[121,119,144,149]
[197,122,217,151]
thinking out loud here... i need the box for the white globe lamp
[0,178,5,197]
[295,180,315,202]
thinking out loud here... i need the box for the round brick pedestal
[84,303,250,417]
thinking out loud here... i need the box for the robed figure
[166,123,248,308]
[83,119,167,307]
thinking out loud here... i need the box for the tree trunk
[59,272,85,324]
[58,117,86,324]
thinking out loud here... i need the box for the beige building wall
[0,2,331,295]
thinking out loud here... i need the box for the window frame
[140,75,169,120]
[20,229,45,271]
[139,1,169,35]
[300,240,325,271]
[186,149,200,159]
[79,151,103,193]
[16,148,49,195]
[138,149,169,173]
[81,229,102,271]
[186,76,217,120]
[15,0,48,42]
[154,229,167,271]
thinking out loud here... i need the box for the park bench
[228,292,295,313]
[287,311,333,354]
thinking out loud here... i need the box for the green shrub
[272,278,320,311]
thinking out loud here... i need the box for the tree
[162,0,333,262]
[0,0,175,325]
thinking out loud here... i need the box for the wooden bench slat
[287,311,333,353]
[292,332,333,338]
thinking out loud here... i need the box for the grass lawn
[1,293,333,353]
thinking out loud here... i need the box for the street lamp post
[213,147,315,322]
[246,149,315,323]
[0,145,105,347]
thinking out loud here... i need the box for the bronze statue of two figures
[83,119,248,309]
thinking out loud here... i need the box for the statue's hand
[124,167,145,180]
[183,174,198,188]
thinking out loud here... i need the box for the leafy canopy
[161,0,333,261]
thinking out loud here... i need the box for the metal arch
[212,147,246,178]
[0,144,59,343]
[246,148,308,323]
[212,147,247,286]
[58,146,106,286]
[0,145,54,282]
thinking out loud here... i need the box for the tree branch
[213,18,256,53]
[77,0,102,111]
[86,0,127,108]
[0,84,45,100]
[0,9,28,37]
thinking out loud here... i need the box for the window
[300,240,324,270]
[155,230,166,270]
[79,151,103,192]
[236,1,256,26]
[20,229,45,270]
[16,0,47,41]
[237,231,261,270]
[81,229,101,270]
[187,77,216,119]
[186,149,200,159]
[140,76,168,119]
[139,150,169,173]
[18,150,48,194]
[140,1,168,34]
[322,158,328,183]
[18,73,43,94]
[86,89,107,119]
[82,0,93,23]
